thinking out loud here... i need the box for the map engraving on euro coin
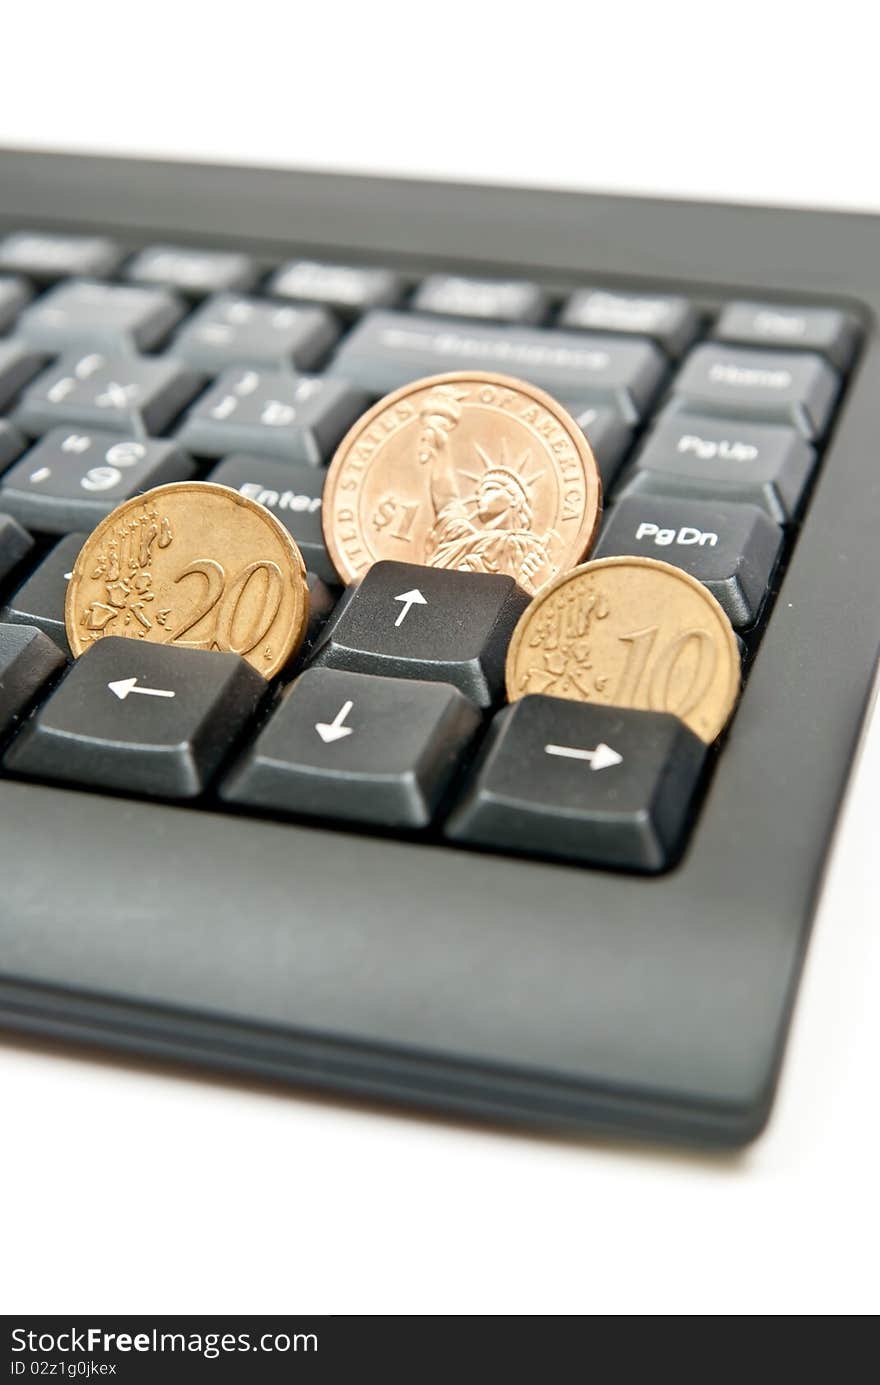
[65,481,309,678]
[505,556,740,741]
[322,372,602,593]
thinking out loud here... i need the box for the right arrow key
[446,697,707,872]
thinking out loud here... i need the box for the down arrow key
[315,699,354,743]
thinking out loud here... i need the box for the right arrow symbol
[393,588,427,627]
[544,741,623,771]
[315,700,354,743]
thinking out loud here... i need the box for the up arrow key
[393,588,427,627]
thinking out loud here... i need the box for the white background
[1,1,878,1316]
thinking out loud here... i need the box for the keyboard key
[563,402,633,488]
[668,344,839,439]
[560,288,699,357]
[593,496,782,628]
[713,300,857,371]
[0,513,34,584]
[303,571,338,646]
[175,368,367,465]
[445,696,707,871]
[16,352,203,438]
[0,624,65,732]
[310,560,528,708]
[0,231,119,281]
[0,275,31,331]
[5,637,266,799]
[0,427,196,535]
[222,667,479,828]
[169,294,339,373]
[207,454,334,583]
[0,341,48,411]
[618,411,817,523]
[0,419,26,471]
[16,279,184,354]
[269,259,403,314]
[126,244,257,296]
[1,532,86,652]
[329,311,667,421]
[411,274,548,324]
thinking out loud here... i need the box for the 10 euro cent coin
[322,371,602,594]
[505,555,741,742]
[65,481,309,679]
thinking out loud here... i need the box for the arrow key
[309,560,529,708]
[4,637,266,799]
[222,667,480,829]
[446,697,707,871]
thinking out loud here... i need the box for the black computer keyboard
[0,149,877,1147]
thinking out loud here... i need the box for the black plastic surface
[0,149,878,1146]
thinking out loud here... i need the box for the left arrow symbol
[108,677,176,701]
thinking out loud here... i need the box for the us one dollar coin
[322,371,602,594]
[65,481,309,678]
[505,555,740,742]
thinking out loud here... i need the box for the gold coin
[322,371,602,594]
[505,556,740,742]
[65,481,309,679]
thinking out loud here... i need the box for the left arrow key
[108,676,176,701]
[5,637,266,799]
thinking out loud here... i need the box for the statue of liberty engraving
[415,386,559,593]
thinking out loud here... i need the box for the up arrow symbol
[393,588,427,627]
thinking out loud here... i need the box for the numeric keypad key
[412,275,547,324]
[15,352,203,437]
[16,279,185,354]
[125,244,257,296]
[169,294,339,373]
[0,427,196,534]
[0,231,120,281]
[0,342,48,411]
[176,368,367,465]
[0,276,31,331]
[560,288,699,357]
[269,260,403,314]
